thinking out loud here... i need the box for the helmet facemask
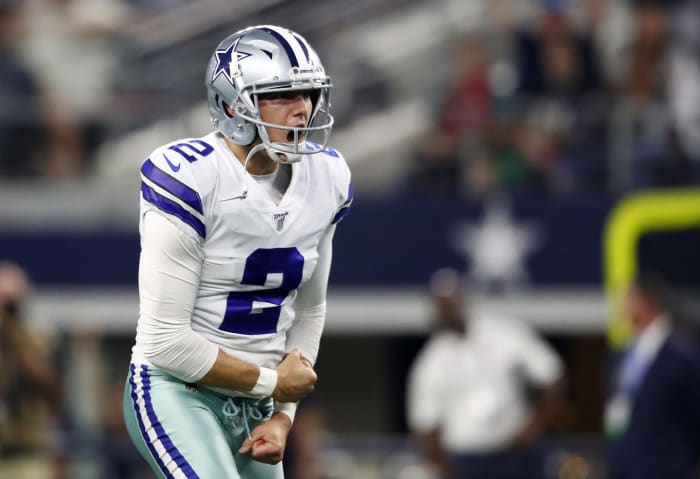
[238,78,333,164]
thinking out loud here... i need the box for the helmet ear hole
[232,116,258,145]
[223,101,235,119]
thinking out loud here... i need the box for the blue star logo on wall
[212,37,252,84]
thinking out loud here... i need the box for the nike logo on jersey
[164,154,181,172]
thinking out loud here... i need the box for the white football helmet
[205,25,333,163]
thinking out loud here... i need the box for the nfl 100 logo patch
[273,211,289,231]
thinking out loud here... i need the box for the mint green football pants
[122,364,284,479]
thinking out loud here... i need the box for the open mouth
[287,130,306,143]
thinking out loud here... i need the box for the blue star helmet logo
[213,37,252,85]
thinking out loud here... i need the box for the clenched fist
[273,348,316,403]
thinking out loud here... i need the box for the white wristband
[250,367,278,397]
[274,401,298,423]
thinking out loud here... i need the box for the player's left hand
[238,412,292,464]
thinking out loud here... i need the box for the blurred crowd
[0,0,188,179]
[1,0,698,198]
[0,263,60,478]
[403,0,700,197]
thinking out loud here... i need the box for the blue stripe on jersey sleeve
[332,206,350,225]
[141,182,206,238]
[141,158,204,215]
[342,182,354,206]
[332,183,354,225]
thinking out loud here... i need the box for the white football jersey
[131,131,352,369]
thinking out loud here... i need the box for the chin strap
[258,122,310,165]
[227,143,267,200]
[227,140,307,201]
[264,144,300,164]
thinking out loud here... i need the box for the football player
[122,25,352,479]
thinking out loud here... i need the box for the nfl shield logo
[273,211,289,231]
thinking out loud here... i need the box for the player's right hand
[273,348,316,403]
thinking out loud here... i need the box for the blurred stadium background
[1,0,700,477]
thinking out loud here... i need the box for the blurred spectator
[406,268,564,479]
[667,0,700,172]
[0,1,46,177]
[608,0,698,191]
[403,128,468,198]
[20,0,130,177]
[515,4,602,98]
[0,262,61,478]
[403,35,498,198]
[437,35,493,147]
[513,3,608,194]
[606,273,700,479]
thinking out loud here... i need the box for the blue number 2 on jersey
[167,140,214,163]
[220,248,304,335]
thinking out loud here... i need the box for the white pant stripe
[130,366,195,479]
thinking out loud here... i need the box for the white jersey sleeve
[136,212,219,382]
[286,224,335,365]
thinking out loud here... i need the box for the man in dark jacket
[607,274,700,479]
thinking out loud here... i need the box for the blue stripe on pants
[129,364,200,479]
